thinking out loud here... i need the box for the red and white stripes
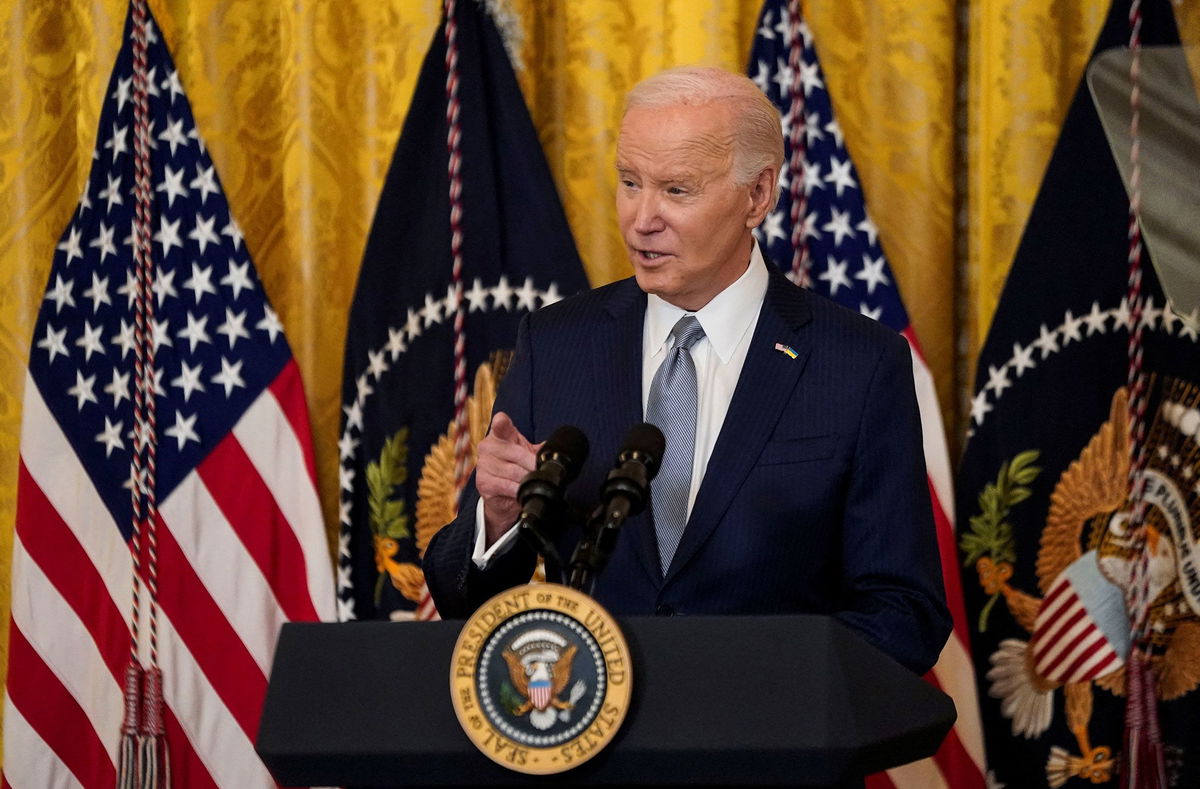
[4,362,334,788]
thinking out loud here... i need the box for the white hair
[624,66,784,204]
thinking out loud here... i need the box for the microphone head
[618,423,665,479]
[538,425,590,484]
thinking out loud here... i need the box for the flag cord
[445,0,471,496]
[1119,1,1166,786]
[121,0,170,786]
[407,0,469,623]
[785,0,810,286]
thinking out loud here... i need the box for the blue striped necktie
[646,315,706,576]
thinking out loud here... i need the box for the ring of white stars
[967,296,1200,436]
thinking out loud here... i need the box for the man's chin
[634,272,701,309]
[632,270,669,298]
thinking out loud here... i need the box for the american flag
[3,4,335,787]
[748,2,986,787]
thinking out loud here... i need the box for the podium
[256,615,955,786]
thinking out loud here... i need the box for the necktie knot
[670,315,705,352]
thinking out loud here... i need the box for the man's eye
[667,187,686,196]
[621,179,638,189]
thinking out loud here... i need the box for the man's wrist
[472,498,521,568]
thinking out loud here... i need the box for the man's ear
[745,166,779,228]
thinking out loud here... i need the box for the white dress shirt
[472,242,770,567]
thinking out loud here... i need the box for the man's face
[616,102,774,311]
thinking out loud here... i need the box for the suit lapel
[664,266,813,583]
[594,280,662,585]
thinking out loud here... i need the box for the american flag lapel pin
[774,342,798,359]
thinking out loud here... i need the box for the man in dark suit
[424,66,950,676]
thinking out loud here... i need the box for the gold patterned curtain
[5,0,1194,757]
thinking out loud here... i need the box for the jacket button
[655,603,675,616]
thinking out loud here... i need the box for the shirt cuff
[470,497,520,568]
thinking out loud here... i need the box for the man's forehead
[617,105,735,166]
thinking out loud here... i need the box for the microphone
[567,423,664,591]
[596,422,665,527]
[516,425,589,563]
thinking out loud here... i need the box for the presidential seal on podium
[449,583,632,774]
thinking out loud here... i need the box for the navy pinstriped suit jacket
[424,262,951,675]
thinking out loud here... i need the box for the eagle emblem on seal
[968,382,1200,787]
[501,628,587,731]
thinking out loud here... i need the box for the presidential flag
[3,3,335,786]
[957,0,1200,786]
[748,2,986,787]
[337,0,587,621]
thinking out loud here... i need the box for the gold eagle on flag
[974,384,1200,787]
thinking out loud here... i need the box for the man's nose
[632,192,665,234]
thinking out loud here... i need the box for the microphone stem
[517,518,563,569]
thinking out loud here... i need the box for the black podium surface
[256,615,954,786]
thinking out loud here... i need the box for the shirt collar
[645,241,770,364]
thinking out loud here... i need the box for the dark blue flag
[337,1,587,621]
[957,1,1200,786]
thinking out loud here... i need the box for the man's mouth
[636,249,671,261]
